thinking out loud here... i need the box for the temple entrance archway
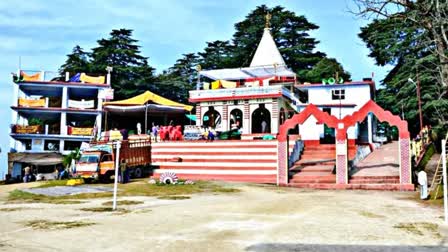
[252,104,271,133]
[338,100,411,186]
[203,107,221,128]
[277,101,412,190]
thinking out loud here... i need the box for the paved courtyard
[0,182,447,252]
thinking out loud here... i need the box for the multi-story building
[8,70,112,179]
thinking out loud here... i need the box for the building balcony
[13,70,111,88]
[189,85,288,102]
[12,105,102,115]
[10,132,92,141]
[11,124,93,138]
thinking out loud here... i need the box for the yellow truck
[75,140,151,181]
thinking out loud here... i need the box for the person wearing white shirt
[418,170,428,200]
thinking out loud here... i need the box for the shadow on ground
[246,243,448,252]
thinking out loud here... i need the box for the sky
[0,0,391,178]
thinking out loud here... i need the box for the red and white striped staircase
[150,140,278,183]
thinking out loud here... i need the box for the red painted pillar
[399,138,412,184]
[277,140,288,186]
[336,138,348,184]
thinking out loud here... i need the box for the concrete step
[296,165,334,173]
[287,183,341,189]
[350,175,399,180]
[296,159,335,166]
[287,183,415,191]
[290,174,336,183]
[349,178,400,184]
[305,145,336,150]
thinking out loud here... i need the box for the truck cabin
[79,151,113,164]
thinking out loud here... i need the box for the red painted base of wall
[151,173,276,184]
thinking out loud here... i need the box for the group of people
[150,122,183,142]
[201,126,217,141]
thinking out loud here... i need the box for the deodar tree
[354,0,448,136]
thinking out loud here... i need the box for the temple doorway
[320,108,335,144]
[252,104,271,133]
[229,108,243,129]
[203,106,221,128]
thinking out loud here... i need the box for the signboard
[68,126,93,136]
[68,99,95,109]
[15,125,41,134]
[98,89,114,100]
[18,98,46,107]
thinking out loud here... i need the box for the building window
[332,89,345,100]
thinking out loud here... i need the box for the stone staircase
[289,145,336,188]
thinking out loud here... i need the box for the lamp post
[408,77,423,132]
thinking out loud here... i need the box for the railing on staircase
[430,132,448,199]
[288,140,304,168]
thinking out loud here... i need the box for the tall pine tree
[59,45,90,76]
[90,29,155,99]
[359,14,448,137]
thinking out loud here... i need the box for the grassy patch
[24,220,95,230]
[358,211,385,219]
[393,222,441,238]
[0,207,28,212]
[116,180,240,197]
[157,195,190,200]
[417,143,436,170]
[80,207,131,214]
[402,190,444,207]
[102,200,144,206]
[34,180,71,188]
[210,187,241,193]
[8,189,103,204]
[8,180,239,204]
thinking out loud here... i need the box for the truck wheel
[133,167,143,178]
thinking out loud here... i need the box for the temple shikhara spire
[250,13,286,67]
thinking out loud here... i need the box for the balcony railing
[11,124,60,135]
[14,70,110,85]
[189,85,284,100]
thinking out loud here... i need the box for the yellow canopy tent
[103,91,193,111]
[103,91,193,133]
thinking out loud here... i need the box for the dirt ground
[0,182,447,252]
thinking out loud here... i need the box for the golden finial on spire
[265,12,271,28]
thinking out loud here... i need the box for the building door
[321,108,335,144]
[251,104,270,134]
